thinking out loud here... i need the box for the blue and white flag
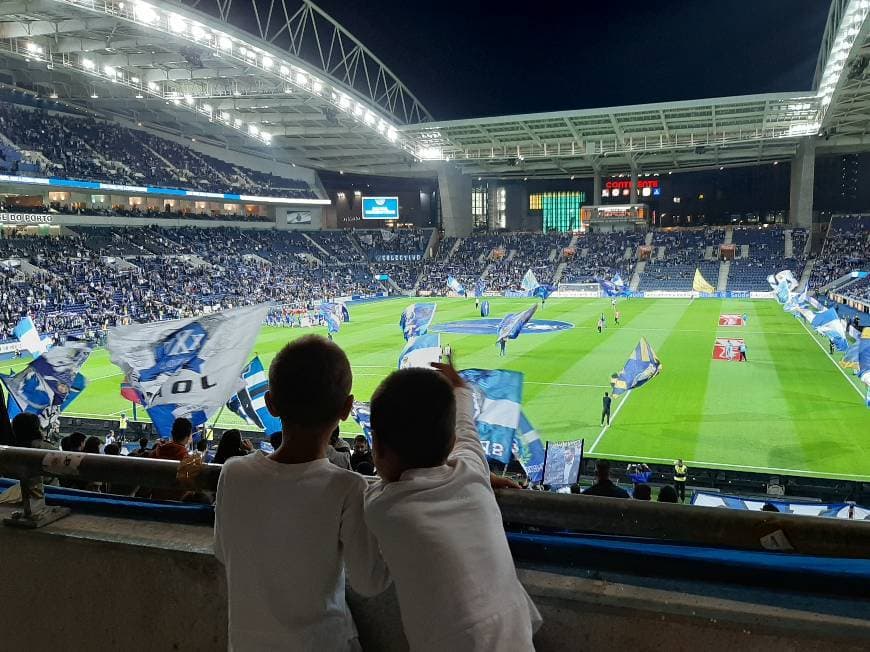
[13,316,49,357]
[447,276,466,296]
[811,308,848,352]
[320,303,344,334]
[597,274,628,297]
[1,342,91,426]
[225,356,282,434]
[496,303,538,342]
[351,401,372,445]
[481,300,491,317]
[474,279,486,298]
[611,337,661,395]
[398,333,442,369]
[858,328,870,386]
[107,304,268,438]
[521,269,539,294]
[512,411,545,483]
[399,303,437,341]
[459,368,523,465]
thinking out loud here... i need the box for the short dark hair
[371,368,455,469]
[269,335,352,428]
[138,437,149,448]
[171,418,193,443]
[103,443,121,455]
[83,436,102,454]
[761,502,780,512]
[12,413,41,447]
[596,459,611,476]
[657,485,678,503]
[633,484,652,500]
[196,439,209,452]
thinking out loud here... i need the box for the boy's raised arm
[431,362,486,463]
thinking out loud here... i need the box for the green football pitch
[16,297,869,482]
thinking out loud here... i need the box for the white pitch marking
[588,389,632,453]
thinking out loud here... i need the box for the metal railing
[1,445,869,558]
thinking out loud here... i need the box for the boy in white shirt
[214,335,390,651]
[365,362,541,651]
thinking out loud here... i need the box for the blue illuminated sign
[362,196,399,220]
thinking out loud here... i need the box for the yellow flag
[692,268,715,293]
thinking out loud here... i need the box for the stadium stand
[810,215,870,290]
[0,102,316,198]
[561,232,644,284]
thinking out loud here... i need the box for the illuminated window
[495,187,506,229]
[472,184,489,229]
[534,191,586,232]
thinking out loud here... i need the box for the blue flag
[533,284,556,300]
[107,304,268,438]
[351,401,372,445]
[811,308,848,352]
[496,304,538,342]
[597,274,628,297]
[481,300,491,317]
[512,411,545,483]
[398,333,442,369]
[611,337,661,395]
[447,276,466,296]
[521,269,539,294]
[459,368,523,464]
[858,329,870,387]
[320,303,344,334]
[399,303,437,341]
[1,342,91,426]
[225,356,282,434]
[475,279,486,298]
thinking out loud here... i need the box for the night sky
[311,0,831,121]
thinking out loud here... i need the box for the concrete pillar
[789,140,815,229]
[630,169,638,204]
[504,184,527,231]
[438,164,473,237]
[593,170,602,204]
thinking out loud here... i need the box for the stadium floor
[26,297,870,482]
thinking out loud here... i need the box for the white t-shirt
[365,388,541,651]
[215,453,390,651]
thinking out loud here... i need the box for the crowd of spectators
[0,102,316,198]
[809,215,870,291]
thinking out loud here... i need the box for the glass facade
[495,187,506,229]
[530,191,586,232]
[472,184,488,229]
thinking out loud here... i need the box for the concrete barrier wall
[1,507,869,651]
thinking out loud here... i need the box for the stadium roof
[0,0,869,178]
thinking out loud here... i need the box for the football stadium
[0,0,869,649]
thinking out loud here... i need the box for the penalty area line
[588,389,631,454]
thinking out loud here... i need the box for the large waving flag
[512,412,545,483]
[533,284,557,300]
[107,304,268,438]
[399,303,437,341]
[447,276,466,296]
[1,343,91,426]
[351,401,372,445]
[521,269,540,294]
[858,328,870,386]
[611,337,662,395]
[225,356,282,434]
[811,308,848,352]
[459,369,523,464]
[398,333,442,369]
[496,303,539,342]
[597,274,628,297]
[320,303,344,334]
[474,279,486,298]
[692,268,715,294]
[14,316,49,358]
